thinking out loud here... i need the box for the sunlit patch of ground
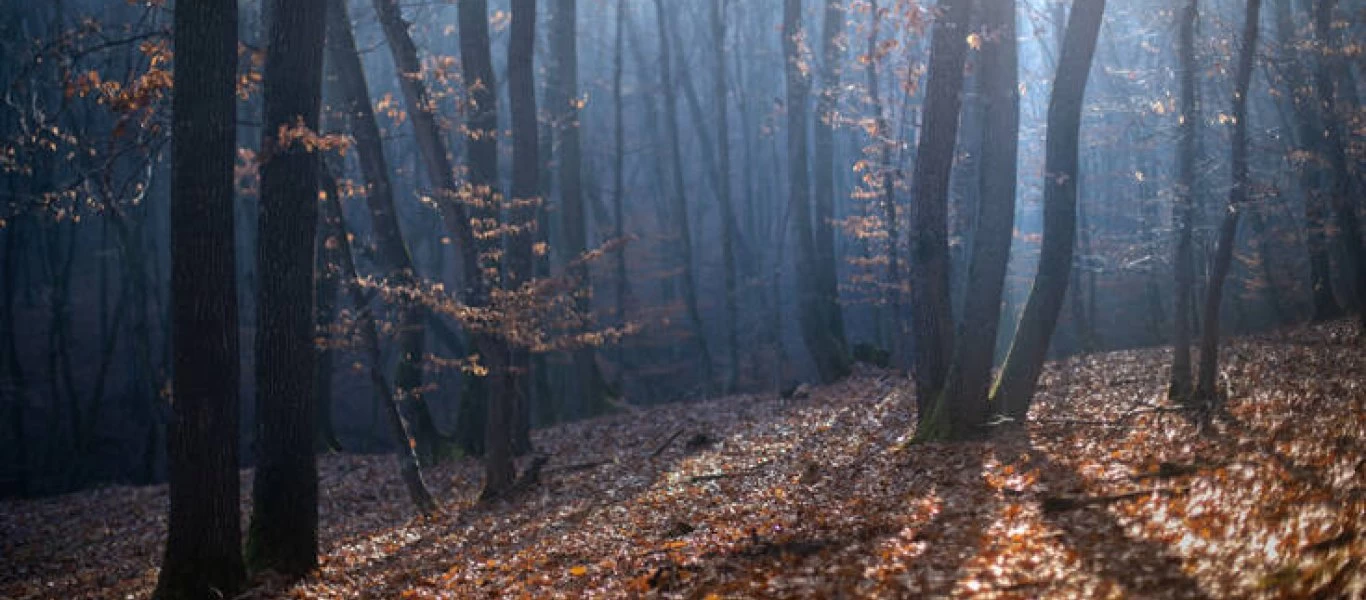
[2,321,1362,599]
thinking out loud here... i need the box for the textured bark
[154,0,246,596]
[652,0,715,388]
[1169,0,1198,400]
[249,0,326,577]
[1196,0,1261,401]
[324,0,429,455]
[908,0,973,418]
[783,0,850,384]
[507,0,539,456]
[712,0,740,393]
[812,0,849,364]
[991,0,1106,420]
[455,0,515,501]
[937,0,1018,439]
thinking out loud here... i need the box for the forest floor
[2,321,1364,599]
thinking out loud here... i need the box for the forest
[0,0,1363,597]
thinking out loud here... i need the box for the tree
[783,0,850,384]
[154,0,246,596]
[712,0,740,393]
[991,0,1107,420]
[935,0,1018,439]
[652,0,715,389]
[1196,0,1262,402]
[248,0,327,577]
[324,0,429,458]
[507,0,539,454]
[908,0,973,419]
[1169,0,1198,400]
[1312,0,1366,330]
[812,0,850,371]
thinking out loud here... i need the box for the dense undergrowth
[2,321,1363,599]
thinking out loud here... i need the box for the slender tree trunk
[813,0,849,364]
[508,0,540,456]
[991,0,1106,420]
[711,0,740,393]
[1197,0,1261,401]
[322,169,438,514]
[652,0,715,388]
[2,219,27,496]
[249,0,326,577]
[154,0,246,595]
[612,0,630,388]
[783,0,850,384]
[325,0,431,458]
[937,0,1018,439]
[1169,0,1198,400]
[908,0,973,419]
[453,0,517,501]
[1312,0,1366,330]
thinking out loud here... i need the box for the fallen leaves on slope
[1,322,1362,599]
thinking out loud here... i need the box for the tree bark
[937,0,1018,439]
[1196,0,1261,401]
[1169,0,1198,400]
[155,0,246,595]
[991,0,1106,420]
[507,0,539,456]
[652,0,715,389]
[784,0,850,385]
[712,0,740,393]
[908,0,973,419]
[812,0,849,367]
[248,0,326,577]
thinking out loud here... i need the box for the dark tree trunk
[322,170,438,514]
[712,0,740,393]
[248,0,326,578]
[783,0,850,385]
[324,0,430,456]
[936,0,1018,440]
[372,0,479,461]
[507,0,539,455]
[1169,0,1198,400]
[991,0,1106,420]
[1312,0,1366,330]
[812,0,849,367]
[612,0,630,388]
[154,0,246,596]
[908,0,973,420]
[649,0,715,391]
[1197,0,1261,401]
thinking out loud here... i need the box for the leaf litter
[1,321,1363,598]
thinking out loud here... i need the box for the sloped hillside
[2,322,1363,599]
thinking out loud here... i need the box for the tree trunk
[324,0,430,457]
[1197,0,1261,401]
[991,0,1106,420]
[1312,0,1366,330]
[1169,0,1198,400]
[937,0,1018,440]
[712,0,740,393]
[652,0,715,389]
[322,169,438,514]
[783,0,850,385]
[248,0,326,577]
[507,0,539,456]
[908,0,973,420]
[372,0,486,461]
[812,0,849,367]
[612,0,630,389]
[154,0,246,595]
[454,0,516,501]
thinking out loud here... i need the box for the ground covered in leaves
[3,322,1364,599]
